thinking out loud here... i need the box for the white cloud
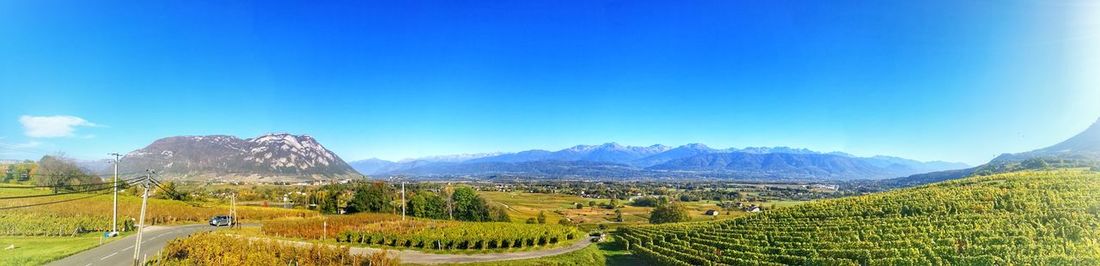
[19,115,100,138]
[11,141,41,148]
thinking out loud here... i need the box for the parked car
[209,215,234,227]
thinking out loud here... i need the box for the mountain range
[351,143,968,180]
[882,117,1100,187]
[114,133,359,182]
[108,117,1100,183]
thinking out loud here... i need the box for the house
[704,210,720,216]
[746,205,762,213]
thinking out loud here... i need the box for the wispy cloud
[0,141,44,158]
[19,115,101,138]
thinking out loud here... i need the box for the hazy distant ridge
[351,143,968,180]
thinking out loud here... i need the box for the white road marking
[100,251,119,260]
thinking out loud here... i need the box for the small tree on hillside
[649,202,691,224]
[35,155,98,192]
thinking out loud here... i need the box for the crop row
[618,170,1100,265]
[0,190,315,236]
[156,232,398,266]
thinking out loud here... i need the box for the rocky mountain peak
[119,133,359,182]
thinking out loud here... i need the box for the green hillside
[618,170,1100,265]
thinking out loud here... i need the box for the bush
[648,202,690,224]
[157,232,398,266]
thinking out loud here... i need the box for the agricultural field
[0,185,317,265]
[481,191,806,230]
[155,231,399,266]
[0,232,129,265]
[618,170,1100,265]
[260,212,582,253]
[0,187,315,236]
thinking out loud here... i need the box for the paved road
[57,224,596,265]
[369,236,598,264]
[270,235,598,265]
[47,224,219,266]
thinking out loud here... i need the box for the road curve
[47,224,220,266]
[268,236,598,265]
[55,224,596,266]
[367,236,598,264]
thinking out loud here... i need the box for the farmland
[0,184,315,264]
[260,212,582,253]
[0,186,314,236]
[481,191,806,230]
[0,232,128,265]
[156,231,399,266]
[618,170,1100,265]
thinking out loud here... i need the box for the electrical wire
[0,190,112,211]
[0,176,145,189]
[0,178,143,200]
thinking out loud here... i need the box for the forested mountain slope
[619,170,1100,265]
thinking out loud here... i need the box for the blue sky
[1,0,1098,165]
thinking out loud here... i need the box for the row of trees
[311,182,510,223]
[1,155,102,191]
[2,160,36,182]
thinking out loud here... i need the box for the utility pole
[401,181,406,221]
[108,153,122,237]
[132,173,151,266]
[230,194,237,228]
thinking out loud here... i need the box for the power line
[0,176,144,189]
[8,171,147,178]
[0,190,111,210]
[148,177,185,200]
[0,179,142,200]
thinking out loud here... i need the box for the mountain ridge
[882,117,1100,187]
[117,133,360,182]
[351,143,968,180]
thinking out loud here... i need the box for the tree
[575,203,584,209]
[489,204,511,222]
[588,201,596,208]
[649,202,691,224]
[451,187,491,222]
[347,182,393,214]
[35,155,98,192]
[408,191,447,219]
[443,185,455,220]
[614,209,624,222]
[631,196,663,207]
[314,189,340,214]
[537,211,547,224]
[157,181,187,201]
[717,201,738,214]
[679,194,701,202]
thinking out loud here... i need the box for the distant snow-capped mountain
[354,143,968,180]
[117,133,359,182]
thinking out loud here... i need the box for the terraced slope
[619,170,1100,265]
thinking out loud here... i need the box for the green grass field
[481,191,807,231]
[0,232,129,265]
